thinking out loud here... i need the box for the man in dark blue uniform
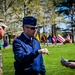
[12,16,49,75]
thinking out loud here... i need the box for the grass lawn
[2,43,75,75]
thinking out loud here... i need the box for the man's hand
[67,62,75,69]
[61,60,75,69]
[38,48,49,55]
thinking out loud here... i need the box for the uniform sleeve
[40,55,46,75]
[12,39,39,64]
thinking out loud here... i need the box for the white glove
[38,48,49,55]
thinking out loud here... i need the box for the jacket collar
[19,32,32,43]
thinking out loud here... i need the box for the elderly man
[13,16,49,75]
[0,20,7,75]
[0,20,7,39]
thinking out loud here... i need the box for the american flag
[57,35,65,43]
[66,34,72,43]
[52,35,57,43]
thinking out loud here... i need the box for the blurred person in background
[3,36,8,49]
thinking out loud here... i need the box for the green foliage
[2,43,75,75]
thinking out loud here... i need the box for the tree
[2,0,68,43]
[54,0,75,43]
[0,0,4,18]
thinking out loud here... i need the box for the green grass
[2,43,75,75]
[2,48,15,75]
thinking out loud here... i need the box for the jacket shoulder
[33,37,39,41]
[13,37,21,44]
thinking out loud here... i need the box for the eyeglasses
[26,26,37,30]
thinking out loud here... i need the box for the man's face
[24,25,37,38]
[0,26,5,39]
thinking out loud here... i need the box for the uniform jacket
[12,32,46,75]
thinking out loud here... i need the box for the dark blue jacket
[13,32,46,75]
